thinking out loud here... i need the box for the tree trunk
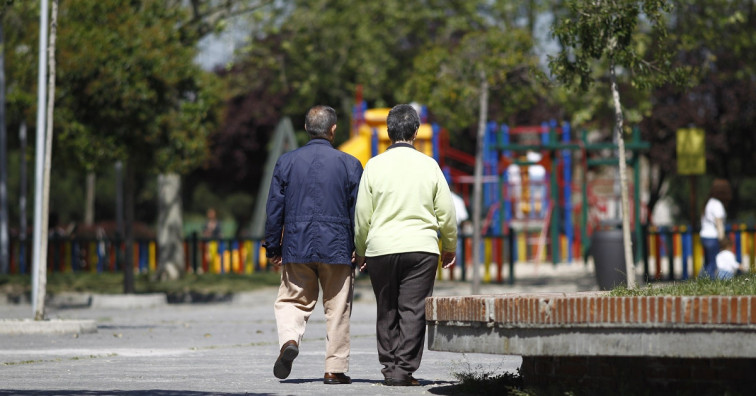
[19,122,27,246]
[123,159,135,294]
[609,58,636,289]
[156,173,184,281]
[0,20,8,274]
[84,171,95,225]
[471,71,488,295]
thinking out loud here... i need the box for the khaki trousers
[274,262,354,373]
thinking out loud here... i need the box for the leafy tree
[549,0,685,288]
[640,0,756,222]
[401,28,543,131]
[50,0,223,288]
[231,1,542,139]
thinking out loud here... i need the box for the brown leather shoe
[383,375,420,386]
[323,372,352,384]
[273,340,298,379]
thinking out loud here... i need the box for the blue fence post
[253,240,261,271]
[97,240,105,273]
[735,227,743,263]
[19,240,26,274]
[682,229,692,281]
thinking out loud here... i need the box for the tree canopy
[53,0,222,174]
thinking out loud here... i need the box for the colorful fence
[7,225,755,285]
[644,224,756,281]
[5,235,271,275]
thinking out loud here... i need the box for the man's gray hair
[305,105,337,138]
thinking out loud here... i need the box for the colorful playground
[6,103,756,285]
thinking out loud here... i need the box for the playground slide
[338,133,372,167]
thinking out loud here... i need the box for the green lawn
[0,271,282,296]
[611,275,756,296]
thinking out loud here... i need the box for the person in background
[450,188,469,266]
[354,104,457,387]
[202,208,222,239]
[264,105,363,385]
[699,179,732,278]
[715,237,746,280]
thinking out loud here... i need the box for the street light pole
[32,0,50,320]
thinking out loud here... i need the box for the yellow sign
[677,128,705,175]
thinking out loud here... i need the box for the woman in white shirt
[700,179,732,278]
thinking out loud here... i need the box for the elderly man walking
[264,105,363,385]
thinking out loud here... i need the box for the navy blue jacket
[264,138,363,265]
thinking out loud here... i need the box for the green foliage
[2,1,38,128]
[0,271,281,295]
[235,1,544,135]
[402,28,544,130]
[54,0,222,174]
[549,0,684,91]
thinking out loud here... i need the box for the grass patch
[445,360,532,396]
[611,275,756,296]
[453,369,531,395]
[0,271,281,295]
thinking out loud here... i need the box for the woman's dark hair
[386,104,420,142]
[709,178,732,205]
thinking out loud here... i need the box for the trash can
[591,224,632,291]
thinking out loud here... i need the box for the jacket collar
[387,142,416,150]
[306,138,333,147]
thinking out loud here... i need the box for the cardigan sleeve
[433,166,458,253]
[353,165,372,256]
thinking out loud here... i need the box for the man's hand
[355,255,367,272]
[270,255,283,268]
[441,251,456,269]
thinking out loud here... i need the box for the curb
[0,318,97,335]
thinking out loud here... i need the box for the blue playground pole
[540,121,549,145]
[485,121,500,234]
[432,124,441,162]
[371,128,379,158]
[499,124,512,226]
[562,121,573,263]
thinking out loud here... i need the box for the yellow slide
[338,133,372,167]
[338,108,434,167]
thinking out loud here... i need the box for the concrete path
[0,262,598,395]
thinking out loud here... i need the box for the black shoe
[324,372,352,384]
[273,340,299,379]
[383,375,420,386]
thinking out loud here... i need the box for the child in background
[716,238,746,280]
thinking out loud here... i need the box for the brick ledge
[426,292,756,326]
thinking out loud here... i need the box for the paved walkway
[0,262,598,395]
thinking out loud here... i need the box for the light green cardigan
[354,144,457,257]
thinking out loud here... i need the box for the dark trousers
[701,237,720,278]
[368,252,438,380]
